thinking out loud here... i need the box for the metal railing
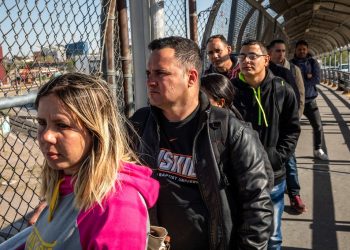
[2,0,348,244]
[321,68,350,95]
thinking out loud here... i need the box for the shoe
[290,195,307,213]
[314,149,329,160]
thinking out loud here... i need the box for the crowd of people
[3,34,328,250]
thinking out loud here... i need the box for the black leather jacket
[232,70,301,185]
[130,93,273,250]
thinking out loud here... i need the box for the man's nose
[147,74,156,86]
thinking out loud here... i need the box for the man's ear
[264,55,270,67]
[188,68,199,87]
[217,98,226,108]
[227,46,232,54]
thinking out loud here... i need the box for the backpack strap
[273,77,285,115]
[209,107,230,188]
[130,107,151,137]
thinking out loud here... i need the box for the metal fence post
[129,0,151,110]
[101,0,117,89]
[150,0,165,40]
[117,0,133,116]
[188,0,198,44]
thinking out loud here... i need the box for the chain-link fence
[0,95,42,242]
[1,0,289,243]
[0,0,122,242]
[197,0,287,69]
[164,0,188,37]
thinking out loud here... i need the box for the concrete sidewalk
[282,83,350,250]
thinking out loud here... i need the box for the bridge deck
[283,83,350,250]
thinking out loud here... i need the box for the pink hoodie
[21,162,159,250]
[77,162,159,249]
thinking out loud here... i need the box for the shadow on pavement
[282,247,310,250]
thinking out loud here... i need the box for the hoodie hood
[119,162,159,209]
[58,162,159,209]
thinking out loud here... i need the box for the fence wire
[164,0,187,37]
[0,0,122,242]
[0,103,42,242]
[197,0,285,70]
[1,0,288,243]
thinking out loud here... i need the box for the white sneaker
[314,149,329,160]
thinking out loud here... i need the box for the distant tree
[44,55,54,64]
[66,59,75,72]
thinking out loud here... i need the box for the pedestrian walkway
[282,83,350,250]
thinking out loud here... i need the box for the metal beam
[290,32,332,50]
[0,91,37,110]
[274,0,310,19]
[306,27,348,47]
[129,0,151,109]
[244,0,288,39]
[285,9,313,26]
[188,0,198,43]
[227,0,238,46]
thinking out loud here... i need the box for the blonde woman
[22,73,159,249]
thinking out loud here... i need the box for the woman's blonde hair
[35,73,138,210]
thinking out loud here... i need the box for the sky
[198,0,213,12]
[0,0,214,59]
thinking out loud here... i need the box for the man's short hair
[295,40,308,48]
[267,39,286,50]
[148,36,202,75]
[241,39,268,54]
[206,34,228,45]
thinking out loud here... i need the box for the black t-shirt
[156,106,209,250]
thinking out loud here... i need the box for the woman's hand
[27,200,47,226]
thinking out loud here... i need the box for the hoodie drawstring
[251,87,268,127]
[48,177,65,222]
[238,72,268,127]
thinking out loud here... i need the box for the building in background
[65,41,89,58]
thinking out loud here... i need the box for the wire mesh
[0,103,42,242]
[164,0,187,37]
[0,0,288,243]
[210,1,232,40]
[0,0,112,98]
[0,0,121,242]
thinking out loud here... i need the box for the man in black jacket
[232,39,300,250]
[130,36,272,250]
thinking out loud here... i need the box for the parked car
[338,64,349,72]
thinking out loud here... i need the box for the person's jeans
[285,153,300,198]
[303,99,324,150]
[268,180,286,250]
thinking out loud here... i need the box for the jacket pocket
[265,147,283,172]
